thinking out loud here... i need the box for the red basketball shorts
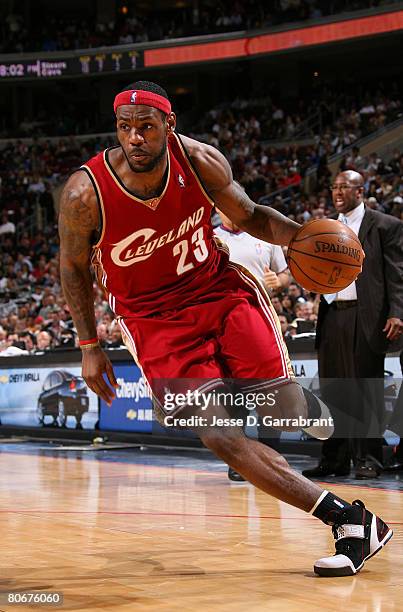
[118,263,293,414]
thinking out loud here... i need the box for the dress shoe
[228,467,246,482]
[355,460,380,480]
[302,461,350,478]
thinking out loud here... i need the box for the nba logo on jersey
[178,174,185,188]
[130,91,137,104]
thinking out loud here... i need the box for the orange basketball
[287,219,364,293]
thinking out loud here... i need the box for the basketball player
[215,209,289,481]
[59,82,392,576]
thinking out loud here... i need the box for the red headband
[113,90,171,115]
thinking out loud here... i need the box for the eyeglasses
[330,184,360,191]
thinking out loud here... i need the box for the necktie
[324,214,348,303]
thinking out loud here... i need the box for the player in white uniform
[214,210,290,481]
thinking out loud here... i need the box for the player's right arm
[58,172,117,405]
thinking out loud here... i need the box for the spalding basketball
[287,219,364,293]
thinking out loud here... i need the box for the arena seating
[1,1,399,53]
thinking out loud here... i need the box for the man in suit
[303,170,403,480]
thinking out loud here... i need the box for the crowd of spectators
[191,86,402,201]
[0,235,124,356]
[1,0,400,54]
[195,87,402,145]
[7,109,106,139]
[0,135,123,356]
[0,135,115,232]
[257,145,403,221]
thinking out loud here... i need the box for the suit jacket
[316,207,403,354]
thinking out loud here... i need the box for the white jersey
[214,225,287,283]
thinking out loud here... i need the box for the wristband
[79,338,100,350]
[79,337,98,346]
[80,341,100,350]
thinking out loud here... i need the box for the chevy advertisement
[99,364,153,432]
[0,366,98,429]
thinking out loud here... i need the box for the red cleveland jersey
[81,133,228,318]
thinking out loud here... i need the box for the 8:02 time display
[0,63,24,77]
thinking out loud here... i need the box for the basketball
[287,219,365,293]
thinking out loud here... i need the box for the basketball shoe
[314,499,393,576]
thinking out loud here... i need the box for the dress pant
[318,303,385,466]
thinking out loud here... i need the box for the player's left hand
[263,266,281,289]
[383,317,403,341]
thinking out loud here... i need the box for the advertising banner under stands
[0,365,98,429]
[99,364,153,432]
[97,356,402,436]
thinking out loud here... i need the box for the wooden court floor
[0,447,402,612]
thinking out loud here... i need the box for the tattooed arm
[59,172,98,339]
[181,135,300,246]
[59,171,117,405]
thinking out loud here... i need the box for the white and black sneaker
[314,499,393,577]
